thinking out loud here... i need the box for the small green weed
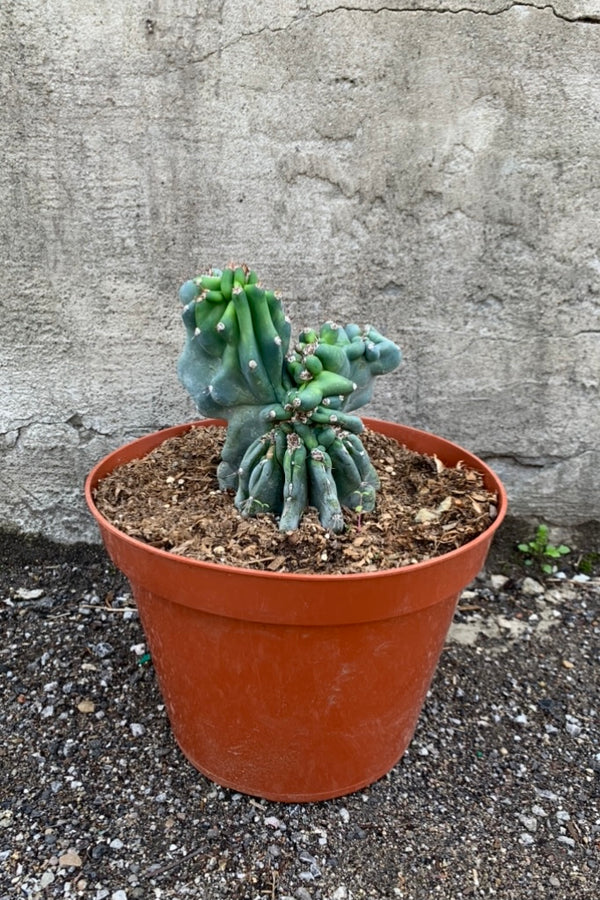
[576,551,599,576]
[517,524,570,575]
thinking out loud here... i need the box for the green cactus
[177,264,401,533]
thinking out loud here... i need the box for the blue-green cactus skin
[177,265,401,532]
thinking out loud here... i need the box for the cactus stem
[177,264,401,532]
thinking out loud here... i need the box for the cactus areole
[176,265,401,533]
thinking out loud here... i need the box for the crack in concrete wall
[190,1,600,65]
[312,3,600,25]
[1,418,114,449]
[483,449,596,468]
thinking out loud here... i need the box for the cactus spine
[177,265,401,533]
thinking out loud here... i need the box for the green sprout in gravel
[517,524,570,575]
[177,264,401,533]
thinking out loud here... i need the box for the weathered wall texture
[1,1,599,542]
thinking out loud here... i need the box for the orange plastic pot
[85,418,507,802]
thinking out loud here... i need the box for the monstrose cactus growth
[177,264,401,533]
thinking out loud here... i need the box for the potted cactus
[86,264,507,802]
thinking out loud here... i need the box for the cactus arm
[326,437,363,507]
[230,287,278,404]
[245,285,288,403]
[209,343,258,408]
[342,431,380,490]
[193,297,228,357]
[215,300,239,345]
[308,406,364,434]
[235,437,285,518]
[217,408,271,490]
[278,437,309,531]
[314,342,352,378]
[235,435,270,503]
[243,453,285,518]
[342,325,402,413]
[307,448,345,534]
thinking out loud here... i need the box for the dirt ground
[1,527,599,899]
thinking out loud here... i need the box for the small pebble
[557,835,575,848]
[490,574,509,590]
[521,577,545,596]
[295,888,313,900]
[535,788,559,802]
[519,815,537,832]
[59,850,82,867]
[565,716,582,737]
[332,888,349,900]
[16,587,45,600]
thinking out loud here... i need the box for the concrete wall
[1,0,599,543]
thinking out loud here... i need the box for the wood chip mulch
[92,425,499,575]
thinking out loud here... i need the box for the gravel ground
[1,532,599,899]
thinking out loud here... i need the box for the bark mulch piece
[93,425,498,575]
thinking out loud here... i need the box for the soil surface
[92,426,498,574]
[0,531,599,899]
